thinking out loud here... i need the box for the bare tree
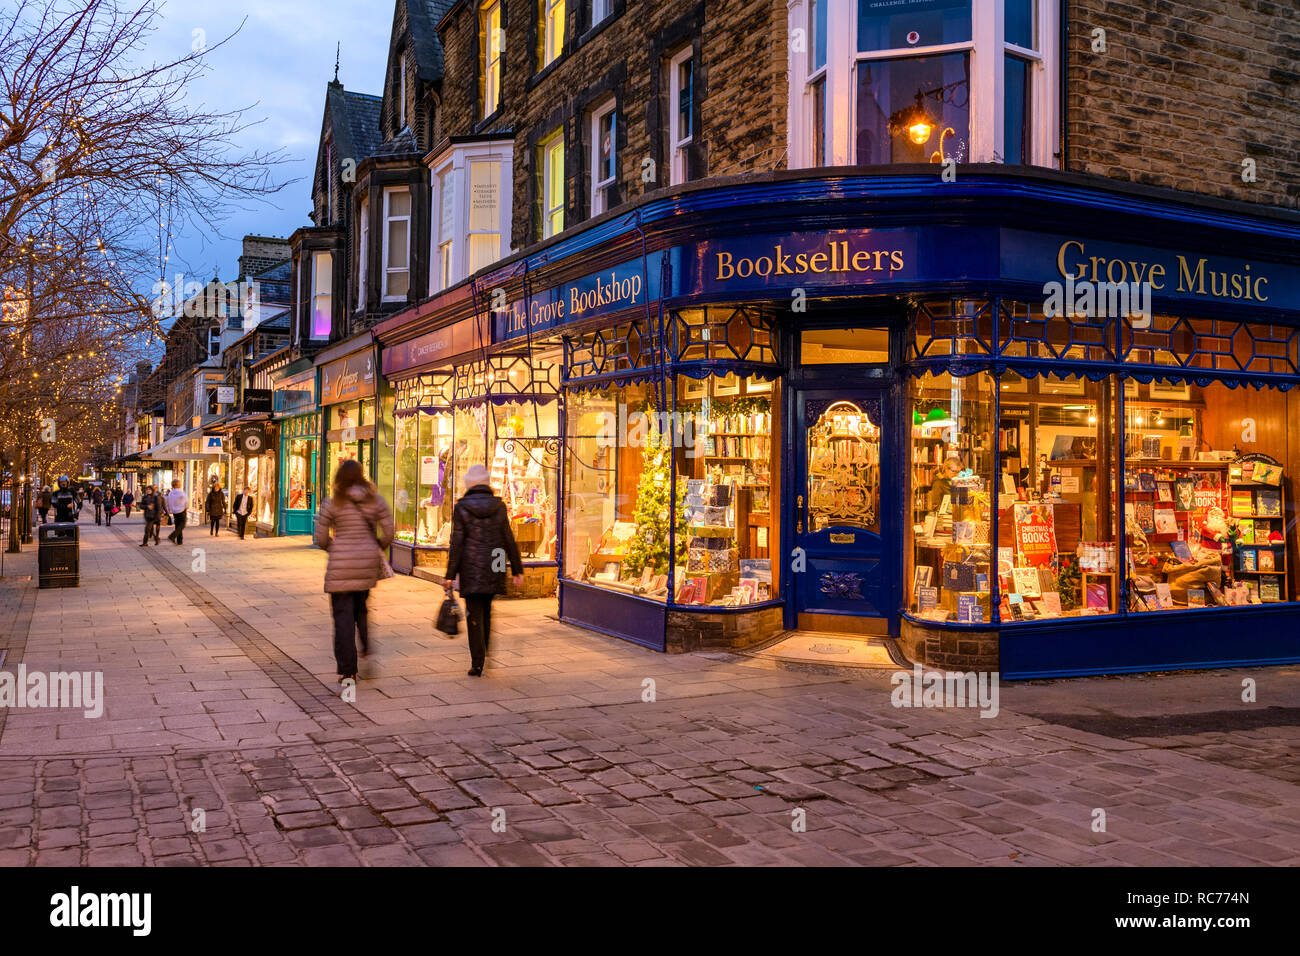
[0,0,291,482]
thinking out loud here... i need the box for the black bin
[38,523,79,588]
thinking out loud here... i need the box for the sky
[140,0,391,286]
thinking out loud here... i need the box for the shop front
[442,169,1300,675]
[271,363,318,535]
[319,344,380,495]
[381,311,559,595]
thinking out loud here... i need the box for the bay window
[311,251,332,339]
[382,187,410,301]
[790,0,1059,168]
[428,139,513,291]
[589,99,617,216]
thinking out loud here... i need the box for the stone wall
[665,605,785,653]
[1069,0,1300,211]
[898,619,1000,673]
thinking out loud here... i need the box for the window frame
[539,128,565,239]
[591,0,613,28]
[381,186,411,303]
[667,46,694,187]
[480,0,503,119]
[788,0,1058,169]
[398,53,408,130]
[357,195,369,312]
[540,0,565,71]
[589,98,617,217]
[310,250,332,341]
[427,139,514,291]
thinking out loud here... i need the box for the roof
[408,0,455,81]
[373,128,419,157]
[328,85,383,165]
[252,259,293,305]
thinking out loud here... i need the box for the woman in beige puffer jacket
[313,460,395,681]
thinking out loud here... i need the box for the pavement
[0,514,1297,866]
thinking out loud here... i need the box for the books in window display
[1255,488,1281,516]
[1259,575,1282,602]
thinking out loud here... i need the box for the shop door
[792,390,896,633]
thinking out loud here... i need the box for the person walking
[312,459,394,684]
[445,463,523,677]
[232,486,254,539]
[91,485,104,524]
[165,479,189,545]
[139,485,162,546]
[104,490,117,526]
[122,489,134,518]
[37,485,51,524]
[206,484,227,535]
[112,483,124,512]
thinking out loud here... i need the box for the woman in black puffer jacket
[445,464,523,677]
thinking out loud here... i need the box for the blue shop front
[394,169,1300,678]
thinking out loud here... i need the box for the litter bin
[38,522,79,588]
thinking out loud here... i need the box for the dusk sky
[144,0,391,285]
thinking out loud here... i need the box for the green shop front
[271,362,319,536]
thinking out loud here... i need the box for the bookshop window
[564,381,670,602]
[1122,380,1291,610]
[907,369,994,622]
[490,402,559,561]
[998,373,1121,621]
[257,448,275,525]
[676,374,779,606]
[801,328,889,364]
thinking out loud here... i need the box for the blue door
[793,389,897,633]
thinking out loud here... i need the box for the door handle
[796,520,803,534]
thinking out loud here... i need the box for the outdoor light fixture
[889,92,936,146]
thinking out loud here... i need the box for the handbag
[353,502,394,579]
[436,589,462,637]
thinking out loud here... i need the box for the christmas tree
[622,430,672,579]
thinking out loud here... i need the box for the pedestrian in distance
[91,485,103,524]
[165,479,188,545]
[139,485,162,546]
[104,491,117,526]
[112,483,123,511]
[37,485,51,524]
[445,463,523,677]
[312,459,394,685]
[122,489,134,518]
[206,483,226,535]
[232,486,254,539]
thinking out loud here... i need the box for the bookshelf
[1228,455,1287,602]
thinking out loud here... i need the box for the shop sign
[235,423,270,455]
[320,351,375,405]
[216,386,236,404]
[494,259,651,341]
[383,315,490,376]
[1001,229,1300,311]
[243,388,272,413]
[325,424,375,443]
[202,435,224,453]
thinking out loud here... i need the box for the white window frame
[427,139,515,292]
[589,98,617,217]
[311,250,332,340]
[381,186,411,302]
[540,130,565,239]
[667,46,694,186]
[542,0,565,69]
[785,0,1058,169]
[481,0,503,118]
[357,195,369,312]
[325,138,334,222]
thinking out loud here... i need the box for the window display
[1122,381,1292,610]
[325,400,374,490]
[286,438,316,511]
[675,375,779,605]
[807,399,878,534]
[394,409,458,547]
[996,374,1121,620]
[257,448,276,526]
[453,404,488,503]
[490,401,558,560]
[908,369,994,622]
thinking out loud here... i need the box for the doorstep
[741,631,904,672]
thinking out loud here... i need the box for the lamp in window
[889,93,935,145]
[920,407,955,430]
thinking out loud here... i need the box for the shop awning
[139,428,222,462]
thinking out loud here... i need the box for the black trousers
[37,509,48,524]
[236,514,248,538]
[168,511,187,544]
[104,508,113,526]
[142,519,160,545]
[330,591,369,676]
[464,594,495,670]
[94,503,102,523]
[209,516,221,534]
